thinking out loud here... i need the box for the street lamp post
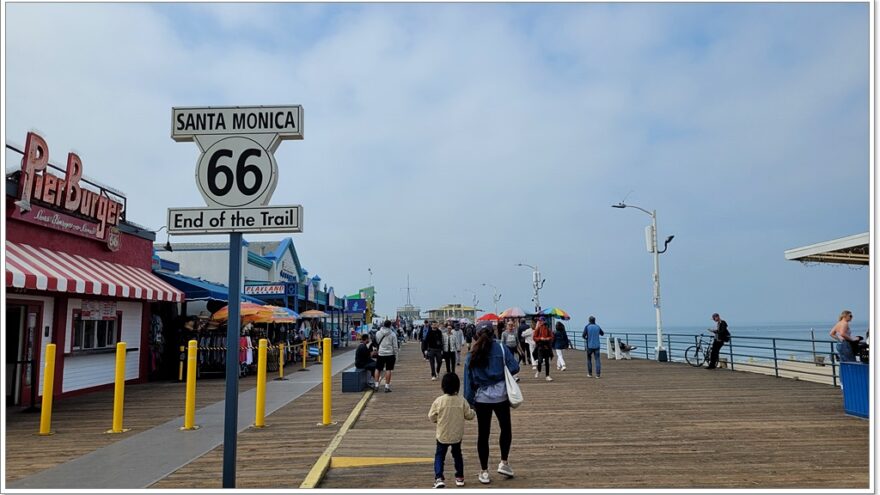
[612,202,674,362]
[368,267,373,287]
[482,283,502,315]
[515,263,545,313]
[465,289,479,320]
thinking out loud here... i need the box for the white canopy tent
[784,232,869,266]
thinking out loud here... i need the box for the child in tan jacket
[428,372,475,488]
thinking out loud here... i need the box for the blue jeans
[586,348,601,376]
[434,440,463,479]
[837,342,856,362]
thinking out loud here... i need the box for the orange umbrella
[212,302,271,322]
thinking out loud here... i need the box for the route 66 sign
[171,106,303,208]
[195,136,277,208]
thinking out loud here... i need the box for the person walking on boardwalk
[829,310,860,363]
[533,318,554,381]
[423,321,445,380]
[707,313,731,370]
[522,321,536,369]
[582,316,604,378]
[374,320,400,392]
[463,328,520,484]
[516,319,531,365]
[500,320,521,380]
[442,323,462,373]
[429,372,475,488]
[553,321,570,371]
[355,333,379,391]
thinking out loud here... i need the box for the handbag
[499,343,523,409]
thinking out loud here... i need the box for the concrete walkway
[9,351,355,489]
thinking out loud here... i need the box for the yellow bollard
[276,342,286,380]
[301,341,307,369]
[254,339,268,428]
[107,342,130,433]
[321,337,333,425]
[38,344,57,436]
[182,339,199,430]
[178,345,185,381]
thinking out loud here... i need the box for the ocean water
[612,321,870,341]
[565,321,870,363]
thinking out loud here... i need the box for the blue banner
[346,298,367,312]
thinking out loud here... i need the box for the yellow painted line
[300,389,374,488]
[331,456,433,468]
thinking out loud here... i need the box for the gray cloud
[5,3,869,327]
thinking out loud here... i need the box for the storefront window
[72,312,119,351]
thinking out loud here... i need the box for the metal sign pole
[223,232,243,488]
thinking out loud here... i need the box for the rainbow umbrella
[499,307,526,318]
[299,309,329,318]
[477,313,499,322]
[212,302,271,322]
[540,307,571,320]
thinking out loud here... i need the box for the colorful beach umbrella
[299,309,329,318]
[540,307,571,320]
[212,302,271,322]
[499,307,526,318]
[250,305,300,323]
[477,313,499,322]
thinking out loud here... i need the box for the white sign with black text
[167,205,303,234]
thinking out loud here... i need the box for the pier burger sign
[12,132,124,251]
[167,105,304,234]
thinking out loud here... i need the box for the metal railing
[565,330,848,386]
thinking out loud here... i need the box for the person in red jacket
[532,318,554,381]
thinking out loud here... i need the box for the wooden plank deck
[4,349,358,487]
[5,342,869,489]
[319,343,869,489]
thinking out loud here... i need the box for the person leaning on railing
[829,310,861,363]
[707,313,731,370]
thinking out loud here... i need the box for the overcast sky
[4,3,871,327]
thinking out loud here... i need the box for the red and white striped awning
[5,241,184,302]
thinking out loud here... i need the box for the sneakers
[587,373,592,378]
[478,471,491,484]
[431,376,438,381]
[371,383,379,392]
[595,374,601,379]
[545,376,554,382]
[384,385,392,393]
[561,366,567,371]
[497,461,515,477]
[433,478,445,488]
[534,371,540,379]
[455,477,465,487]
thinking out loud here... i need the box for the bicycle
[684,334,715,367]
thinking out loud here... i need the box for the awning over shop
[5,241,184,302]
[154,271,263,304]
[784,232,870,266]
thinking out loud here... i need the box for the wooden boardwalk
[320,343,869,489]
[4,342,869,489]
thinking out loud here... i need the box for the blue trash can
[840,362,869,418]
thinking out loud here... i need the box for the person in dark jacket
[553,321,570,371]
[354,333,378,390]
[707,313,730,370]
[422,321,445,380]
